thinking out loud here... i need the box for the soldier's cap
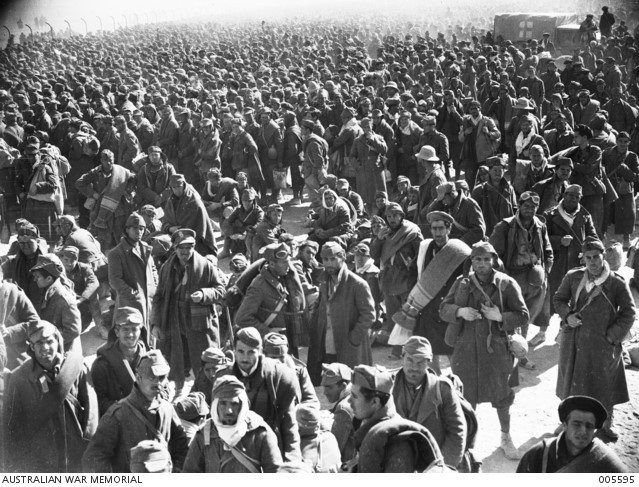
[554,156,574,169]
[336,178,350,189]
[296,403,321,433]
[237,172,248,181]
[200,117,213,127]
[436,182,456,201]
[605,56,616,64]
[27,320,58,343]
[558,395,607,428]
[415,145,439,162]
[582,237,605,253]
[59,245,79,259]
[357,220,372,230]
[174,392,210,421]
[130,440,170,473]
[137,350,170,377]
[426,211,454,225]
[24,144,39,155]
[320,241,345,258]
[353,242,371,256]
[470,241,498,259]
[298,240,319,253]
[17,221,39,238]
[564,184,582,196]
[201,347,233,365]
[207,168,222,180]
[266,203,283,214]
[353,364,394,395]
[486,155,507,168]
[241,188,257,201]
[402,336,433,359]
[30,253,64,278]
[169,174,186,187]
[212,375,246,400]
[114,115,126,124]
[139,204,157,217]
[375,190,388,200]
[172,228,196,247]
[174,107,190,118]
[301,119,315,130]
[150,234,172,256]
[235,326,262,348]
[132,109,144,117]
[125,212,146,228]
[321,362,353,386]
[148,145,162,154]
[230,253,249,265]
[263,332,288,356]
[385,201,404,216]
[114,306,144,327]
[263,242,290,261]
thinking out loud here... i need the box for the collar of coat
[204,410,268,439]
[353,398,398,447]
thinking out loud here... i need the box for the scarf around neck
[211,394,250,448]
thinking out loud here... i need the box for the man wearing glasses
[489,191,553,370]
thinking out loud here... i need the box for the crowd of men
[0,3,637,473]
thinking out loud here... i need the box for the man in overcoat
[308,242,375,385]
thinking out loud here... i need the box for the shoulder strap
[541,438,550,473]
[230,445,261,473]
[262,296,287,328]
[123,398,167,446]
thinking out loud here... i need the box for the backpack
[438,374,482,473]
[384,427,452,473]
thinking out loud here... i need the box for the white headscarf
[211,391,250,448]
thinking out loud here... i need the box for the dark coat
[543,204,597,295]
[135,161,176,207]
[353,399,443,473]
[183,412,282,473]
[82,384,189,473]
[230,357,301,462]
[91,340,146,416]
[426,194,486,246]
[554,267,635,410]
[440,270,530,406]
[108,237,158,327]
[392,370,466,467]
[308,266,375,384]
[489,215,554,273]
[162,183,218,256]
[234,265,305,346]
[3,349,98,473]
[471,180,518,236]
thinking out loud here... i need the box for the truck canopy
[493,13,580,42]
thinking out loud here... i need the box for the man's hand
[151,326,163,340]
[190,291,204,303]
[560,235,573,247]
[481,303,502,322]
[456,307,482,321]
[377,227,390,240]
[566,313,582,328]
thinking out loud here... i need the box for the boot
[500,432,522,460]
[218,238,232,259]
[623,235,631,251]
[528,330,547,347]
[602,414,619,440]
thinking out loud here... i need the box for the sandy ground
[20,186,638,473]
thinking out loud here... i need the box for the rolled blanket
[393,239,471,331]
